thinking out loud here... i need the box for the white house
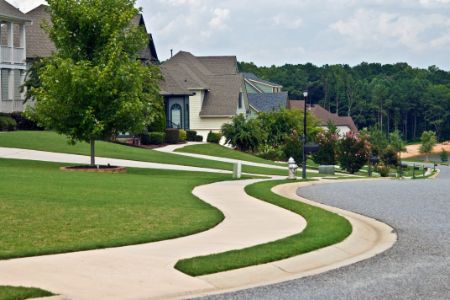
[0,0,30,113]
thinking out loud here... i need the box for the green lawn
[0,158,234,260]
[0,131,290,176]
[175,180,352,276]
[176,143,284,166]
[0,286,53,300]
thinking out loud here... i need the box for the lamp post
[302,91,308,180]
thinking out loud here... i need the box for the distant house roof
[288,100,358,132]
[24,6,158,63]
[0,0,30,22]
[242,72,282,88]
[248,92,288,112]
[160,51,244,117]
[25,5,56,59]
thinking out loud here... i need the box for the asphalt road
[201,165,450,300]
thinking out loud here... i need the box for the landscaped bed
[175,180,352,276]
[0,286,53,300]
[0,131,292,176]
[0,158,233,260]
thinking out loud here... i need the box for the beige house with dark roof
[160,51,248,139]
[0,0,30,113]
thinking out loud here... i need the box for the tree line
[239,61,450,142]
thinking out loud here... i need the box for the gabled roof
[24,5,158,63]
[242,72,282,88]
[25,5,56,59]
[288,100,358,132]
[248,92,288,113]
[0,0,30,22]
[160,51,244,117]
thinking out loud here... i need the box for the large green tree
[29,0,162,165]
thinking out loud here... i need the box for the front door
[166,96,189,129]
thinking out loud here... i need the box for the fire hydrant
[288,157,298,179]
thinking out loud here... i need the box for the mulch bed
[60,165,127,173]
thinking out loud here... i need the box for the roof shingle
[248,92,288,112]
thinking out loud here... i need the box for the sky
[9,0,450,70]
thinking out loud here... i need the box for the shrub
[376,163,390,177]
[207,131,222,144]
[194,135,203,142]
[140,132,151,145]
[150,132,165,145]
[147,112,166,133]
[222,114,266,152]
[419,131,437,161]
[283,130,303,165]
[165,128,180,144]
[381,146,399,167]
[440,148,448,162]
[312,124,338,165]
[337,132,370,174]
[179,129,187,142]
[257,145,284,161]
[0,116,17,131]
[186,130,197,141]
[10,112,42,130]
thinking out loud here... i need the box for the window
[170,103,182,128]
[238,92,243,109]
[1,69,9,101]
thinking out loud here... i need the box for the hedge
[0,115,17,131]
[207,131,222,144]
[165,128,180,144]
[186,130,197,141]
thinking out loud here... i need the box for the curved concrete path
[0,179,305,300]
[155,143,288,170]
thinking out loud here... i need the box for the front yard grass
[0,286,53,300]
[0,131,289,176]
[175,143,284,166]
[175,180,352,276]
[0,158,232,260]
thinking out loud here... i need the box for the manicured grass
[0,158,235,260]
[0,131,288,176]
[175,180,352,276]
[176,143,284,166]
[0,286,53,300]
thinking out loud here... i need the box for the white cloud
[330,9,450,51]
[209,8,230,30]
[272,14,303,29]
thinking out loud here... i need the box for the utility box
[319,165,335,175]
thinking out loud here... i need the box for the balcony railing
[0,99,25,113]
[0,46,25,64]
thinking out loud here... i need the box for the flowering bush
[312,127,339,165]
[337,132,370,174]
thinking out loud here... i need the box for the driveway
[204,166,450,299]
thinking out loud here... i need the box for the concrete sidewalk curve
[0,179,305,300]
[182,180,397,299]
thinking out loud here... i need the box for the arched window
[170,103,182,128]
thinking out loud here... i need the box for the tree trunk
[90,138,95,166]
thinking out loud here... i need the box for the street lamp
[302,91,308,180]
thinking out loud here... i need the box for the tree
[28,0,162,166]
[337,132,370,174]
[440,148,448,163]
[419,131,437,161]
[221,114,266,152]
[389,130,406,170]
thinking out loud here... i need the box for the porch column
[20,24,26,63]
[7,22,13,64]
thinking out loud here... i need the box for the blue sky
[12,0,450,69]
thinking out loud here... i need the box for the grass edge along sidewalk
[0,285,53,300]
[175,179,352,276]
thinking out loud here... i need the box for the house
[25,5,159,65]
[0,0,30,113]
[288,100,358,135]
[160,51,248,139]
[242,72,288,115]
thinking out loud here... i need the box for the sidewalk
[0,179,305,300]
